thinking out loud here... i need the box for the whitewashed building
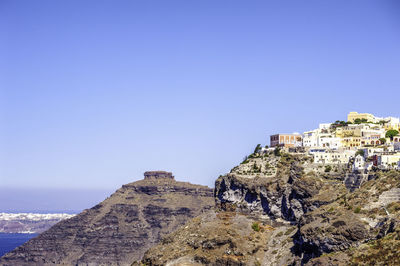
[362,147,386,158]
[319,136,342,149]
[377,152,400,169]
[303,129,319,147]
[310,148,354,164]
[353,155,373,171]
[302,123,338,148]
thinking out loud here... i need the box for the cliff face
[140,151,400,265]
[214,154,321,222]
[0,176,214,266]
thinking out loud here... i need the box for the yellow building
[347,112,375,123]
[335,125,362,138]
[342,137,362,148]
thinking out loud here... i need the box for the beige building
[336,124,363,138]
[347,112,375,123]
[270,133,302,148]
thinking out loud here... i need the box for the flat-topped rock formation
[144,170,174,180]
[0,172,213,266]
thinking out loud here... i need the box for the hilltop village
[268,112,400,171]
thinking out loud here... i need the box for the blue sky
[1,0,400,196]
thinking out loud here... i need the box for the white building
[303,130,319,147]
[375,116,400,129]
[362,147,385,158]
[353,155,372,172]
[319,136,342,149]
[377,152,400,169]
[302,123,338,149]
[319,123,332,131]
[309,148,354,164]
[359,126,385,146]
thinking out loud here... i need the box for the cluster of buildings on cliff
[270,112,400,170]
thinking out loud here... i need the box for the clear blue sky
[1,0,400,195]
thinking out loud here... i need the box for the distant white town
[0,213,75,234]
[269,112,400,171]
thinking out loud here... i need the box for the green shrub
[325,165,332,172]
[252,163,261,173]
[354,207,361,213]
[355,150,365,157]
[252,222,260,232]
[274,147,281,156]
[254,144,262,154]
[386,129,399,140]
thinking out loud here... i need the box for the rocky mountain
[0,213,75,234]
[0,172,214,266]
[2,151,400,266]
[140,151,400,265]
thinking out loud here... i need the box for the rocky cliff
[0,173,214,266]
[140,151,400,265]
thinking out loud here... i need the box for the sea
[0,233,38,257]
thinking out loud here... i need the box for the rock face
[214,153,334,222]
[139,151,400,265]
[0,173,213,266]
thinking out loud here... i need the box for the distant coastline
[0,233,38,257]
[0,212,75,234]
